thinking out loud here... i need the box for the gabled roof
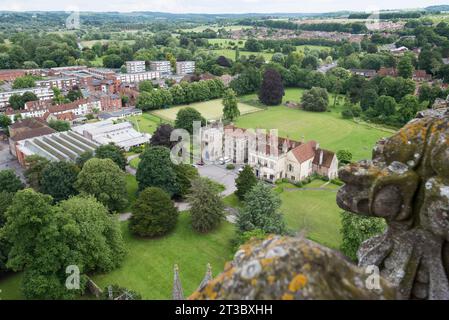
[10,126,56,142]
[290,141,317,163]
[313,148,336,168]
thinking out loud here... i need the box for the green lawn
[151,99,262,122]
[127,113,165,134]
[124,174,138,213]
[224,179,342,249]
[92,214,234,299]
[129,157,141,169]
[235,88,393,161]
[276,181,342,249]
[0,214,234,300]
[0,273,23,300]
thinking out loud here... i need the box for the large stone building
[200,123,338,181]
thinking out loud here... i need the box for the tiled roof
[10,126,56,142]
[312,148,336,168]
[291,141,317,163]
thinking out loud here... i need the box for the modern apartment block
[117,71,161,84]
[149,61,172,75]
[35,76,79,90]
[176,61,195,75]
[0,87,54,110]
[125,61,146,74]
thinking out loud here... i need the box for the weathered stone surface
[190,236,396,300]
[337,107,449,300]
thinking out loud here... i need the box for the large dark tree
[237,182,286,235]
[129,187,178,237]
[136,146,180,197]
[235,165,257,200]
[75,158,128,212]
[40,162,79,202]
[187,178,225,233]
[174,107,206,134]
[150,124,175,148]
[258,68,285,106]
[95,143,127,170]
[301,87,329,112]
[0,170,24,193]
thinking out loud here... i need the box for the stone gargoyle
[337,107,449,300]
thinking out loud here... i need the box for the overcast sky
[0,0,447,14]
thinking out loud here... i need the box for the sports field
[151,100,262,121]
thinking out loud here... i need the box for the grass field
[277,181,342,249]
[151,100,262,122]
[127,113,166,134]
[123,174,138,213]
[235,88,392,161]
[203,44,330,62]
[0,214,234,300]
[224,179,342,249]
[92,214,234,299]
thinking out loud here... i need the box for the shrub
[226,163,235,170]
[129,187,178,237]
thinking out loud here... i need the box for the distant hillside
[425,5,449,12]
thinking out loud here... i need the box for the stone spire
[172,264,184,300]
[197,263,213,292]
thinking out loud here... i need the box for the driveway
[0,140,25,182]
[197,164,239,196]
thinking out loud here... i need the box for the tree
[0,191,13,273]
[3,190,126,299]
[12,75,35,89]
[237,182,286,235]
[138,80,153,93]
[397,95,422,124]
[174,107,206,134]
[8,94,24,110]
[235,165,257,200]
[222,88,240,122]
[40,162,79,202]
[397,56,414,78]
[187,177,225,233]
[150,124,175,148]
[103,54,124,69]
[336,150,353,165]
[76,151,93,168]
[22,91,38,103]
[95,143,127,170]
[360,88,378,111]
[0,170,24,193]
[174,163,199,197]
[301,87,329,112]
[372,95,397,118]
[75,158,128,212]
[136,146,180,197]
[302,55,319,70]
[24,155,49,190]
[340,211,386,261]
[48,119,70,132]
[66,88,83,102]
[129,187,178,237]
[258,68,284,106]
[0,114,11,131]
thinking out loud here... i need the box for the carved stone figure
[337,107,449,299]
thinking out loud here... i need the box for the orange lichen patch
[251,279,257,286]
[189,291,201,300]
[288,274,308,292]
[267,275,276,284]
[282,293,294,300]
[203,283,218,300]
[312,246,323,257]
